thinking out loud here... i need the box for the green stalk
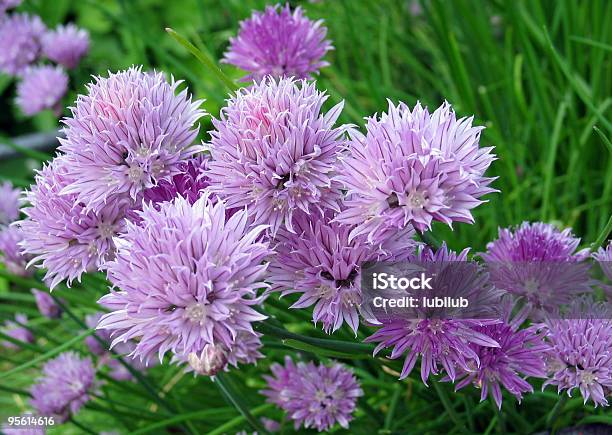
[593,214,612,249]
[544,28,612,136]
[206,404,273,435]
[0,330,41,352]
[0,269,47,290]
[541,95,569,220]
[432,382,468,433]
[214,372,269,434]
[383,385,402,430]
[68,416,98,435]
[0,134,51,161]
[165,28,238,92]
[416,231,442,249]
[255,320,373,355]
[131,407,238,435]
[281,338,370,359]
[490,396,506,434]
[0,328,94,379]
[546,394,568,430]
[0,384,31,396]
[86,402,162,422]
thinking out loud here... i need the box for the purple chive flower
[104,341,153,381]
[0,181,21,225]
[30,351,96,423]
[106,356,145,382]
[85,313,152,380]
[261,356,363,432]
[482,222,592,313]
[541,299,612,407]
[593,241,612,280]
[58,67,205,212]
[206,77,345,236]
[0,0,22,14]
[97,195,271,365]
[335,101,496,242]
[226,330,264,367]
[483,222,589,262]
[365,244,502,383]
[269,210,417,334]
[0,226,30,276]
[42,23,90,69]
[15,65,68,116]
[19,159,128,289]
[1,313,34,349]
[222,4,332,81]
[142,155,211,206]
[408,0,424,17]
[452,299,549,409]
[125,155,213,224]
[0,13,45,75]
[261,418,281,432]
[32,289,62,319]
[84,312,111,355]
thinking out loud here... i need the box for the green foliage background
[1,0,611,434]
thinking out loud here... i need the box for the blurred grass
[1,0,612,433]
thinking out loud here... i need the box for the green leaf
[546,394,568,429]
[593,125,612,155]
[577,415,612,425]
[432,381,469,434]
[0,330,40,353]
[0,135,52,161]
[282,339,369,359]
[592,214,612,249]
[0,328,94,380]
[255,320,374,356]
[206,404,273,435]
[570,35,612,52]
[165,28,238,92]
[214,372,269,434]
[544,28,612,137]
[107,408,233,434]
[541,94,569,220]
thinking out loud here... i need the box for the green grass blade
[541,95,569,220]
[206,404,273,435]
[281,338,369,359]
[544,28,612,136]
[592,214,612,248]
[214,372,269,434]
[255,320,374,355]
[165,28,238,92]
[593,125,612,155]
[0,328,94,380]
[0,134,52,161]
[128,408,235,434]
[570,35,612,52]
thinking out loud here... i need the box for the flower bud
[188,344,228,376]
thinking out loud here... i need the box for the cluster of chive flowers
[1,2,610,433]
[0,2,89,116]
